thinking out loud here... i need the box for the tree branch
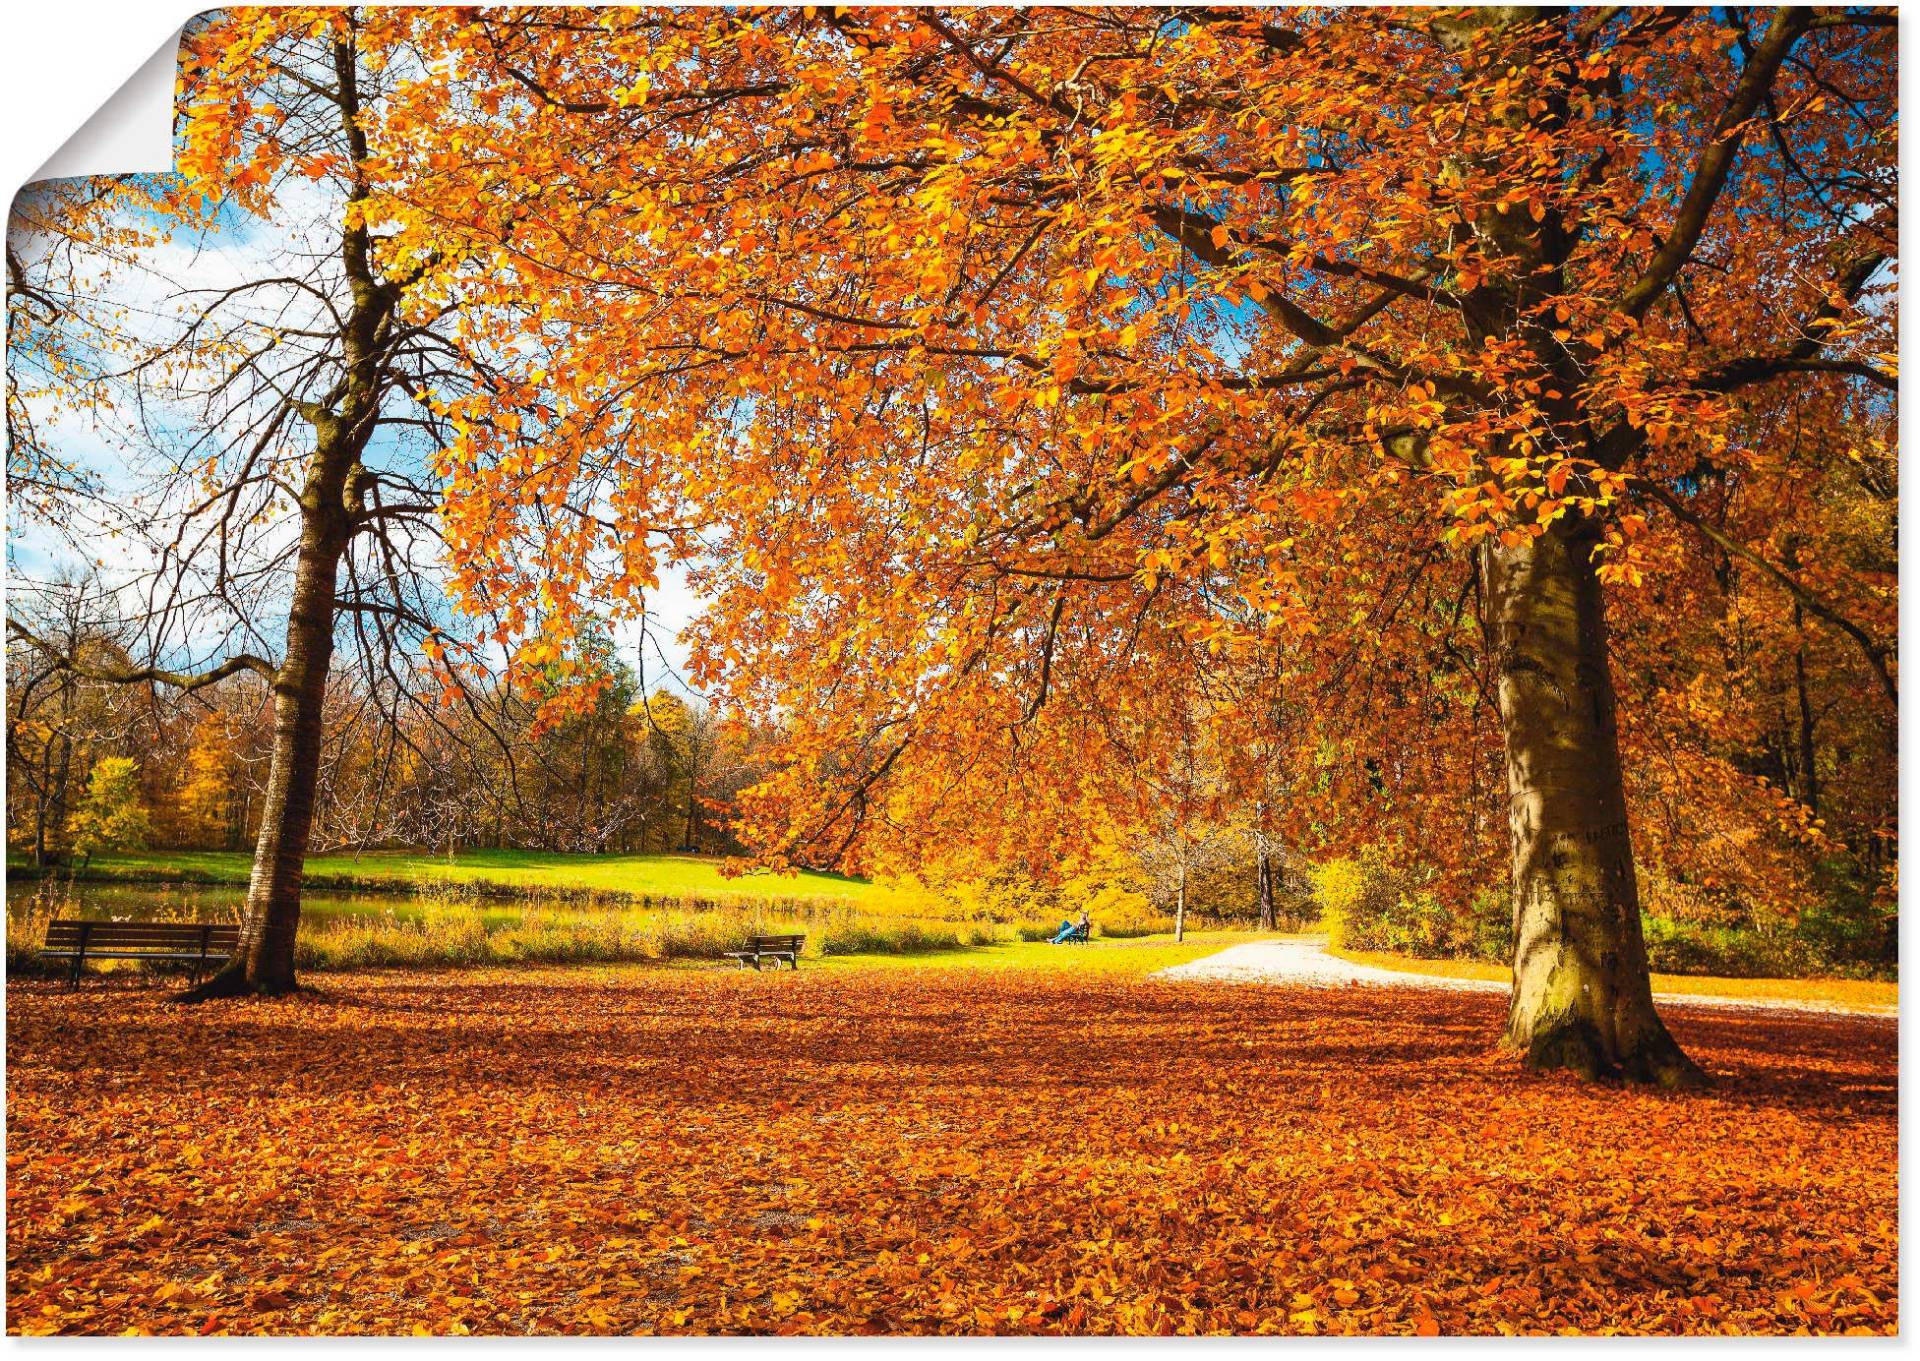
[1641,482,1895,705]
[7,620,277,693]
[1617,7,1814,319]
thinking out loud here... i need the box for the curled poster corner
[31,27,184,183]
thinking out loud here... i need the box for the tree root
[1515,1015,1712,1091]
[174,967,300,1003]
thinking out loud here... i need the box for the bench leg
[68,952,83,987]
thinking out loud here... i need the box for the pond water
[5,878,478,929]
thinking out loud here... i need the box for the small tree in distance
[68,757,150,868]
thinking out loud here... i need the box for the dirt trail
[1154,938,1897,1019]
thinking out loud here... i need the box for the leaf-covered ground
[6,964,1896,1335]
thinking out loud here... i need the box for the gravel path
[1154,937,1896,1020]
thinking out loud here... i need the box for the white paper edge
[31,27,184,184]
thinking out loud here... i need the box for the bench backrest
[46,920,242,951]
[747,933,806,952]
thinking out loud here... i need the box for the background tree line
[7,571,766,865]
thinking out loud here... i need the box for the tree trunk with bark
[1482,524,1706,1088]
[1792,603,1820,817]
[47,730,74,866]
[32,738,56,868]
[185,484,349,998]
[1254,806,1276,931]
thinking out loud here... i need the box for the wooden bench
[724,932,805,971]
[1060,922,1092,944]
[39,920,240,985]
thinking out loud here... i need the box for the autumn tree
[67,756,152,866]
[170,713,251,850]
[5,179,158,529]
[6,9,496,995]
[514,627,654,853]
[1119,694,1235,943]
[642,688,740,853]
[5,571,150,867]
[392,5,1896,1083]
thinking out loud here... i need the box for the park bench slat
[42,921,239,934]
[40,933,241,944]
[723,933,806,971]
[38,929,240,940]
[39,920,239,985]
[42,927,241,942]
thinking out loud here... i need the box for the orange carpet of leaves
[6,966,1896,1336]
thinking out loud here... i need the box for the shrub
[1639,917,1840,980]
[1309,850,1403,952]
[1089,896,1172,938]
[817,918,966,956]
[1794,891,1897,973]
[1466,884,1514,962]
[1311,851,1507,961]
[1635,860,1896,979]
[6,898,54,974]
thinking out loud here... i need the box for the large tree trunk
[1482,523,1705,1088]
[185,515,345,998]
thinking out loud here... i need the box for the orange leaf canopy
[318,7,1891,884]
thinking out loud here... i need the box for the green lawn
[10,848,885,905]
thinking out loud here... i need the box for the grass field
[4,862,1227,975]
[10,851,1890,1001]
[7,850,1206,974]
[809,933,1278,975]
[8,849,885,905]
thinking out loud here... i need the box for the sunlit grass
[812,931,1280,977]
[10,848,887,905]
[8,848,1229,978]
[5,876,1261,979]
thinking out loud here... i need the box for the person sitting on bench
[1050,909,1091,944]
